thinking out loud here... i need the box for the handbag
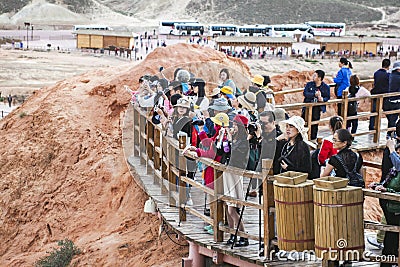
[334,153,365,187]
[384,169,400,213]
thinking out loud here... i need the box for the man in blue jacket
[387,61,400,137]
[370,58,390,130]
[302,70,331,140]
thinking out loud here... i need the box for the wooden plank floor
[123,105,384,266]
[127,155,384,266]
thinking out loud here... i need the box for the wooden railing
[275,80,400,145]
[131,104,400,265]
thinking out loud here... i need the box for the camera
[247,122,258,135]
[192,119,204,126]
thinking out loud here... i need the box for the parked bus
[305,21,346,36]
[171,23,205,36]
[208,24,237,37]
[73,25,111,31]
[237,25,267,37]
[268,24,314,39]
[158,20,198,35]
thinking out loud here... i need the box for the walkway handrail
[277,89,400,144]
[130,103,400,264]
[274,78,374,96]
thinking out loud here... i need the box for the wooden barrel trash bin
[274,171,314,251]
[313,176,364,261]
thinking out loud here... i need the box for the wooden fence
[275,79,400,145]
[131,103,400,266]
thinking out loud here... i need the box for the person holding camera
[277,116,312,176]
[257,111,284,175]
[223,114,250,247]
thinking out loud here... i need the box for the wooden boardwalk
[317,115,389,152]
[122,104,392,267]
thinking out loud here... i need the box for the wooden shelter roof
[73,30,139,38]
[313,36,382,44]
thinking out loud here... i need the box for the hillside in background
[0,0,399,29]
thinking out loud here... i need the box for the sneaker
[186,198,193,206]
[367,236,384,249]
[234,237,249,247]
[207,228,214,235]
[204,225,212,231]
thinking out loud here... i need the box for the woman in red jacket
[318,116,343,165]
[310,116,343,179]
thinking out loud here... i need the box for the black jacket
[228,138,250,170]
[328,147,363,178]
[372,68,390,95]
[278,140,311,176]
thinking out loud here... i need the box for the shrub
[35,239,81,267]
[19,112,27,118]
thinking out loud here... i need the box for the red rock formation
[0,44,381,266]
[0,43,253,266]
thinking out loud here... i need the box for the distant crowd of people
[128,58,400,261]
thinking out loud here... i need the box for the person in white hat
[277,116,312,176]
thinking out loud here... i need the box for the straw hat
[251,74,264,86]
[273,108,287,123]
[237,92,257,111]
[280,116,309,141]
[174,97,191,109]
[207,87,220,97]
[211,113,229,127]
[209,98,231,111]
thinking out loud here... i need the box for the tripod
[231,176,262,251]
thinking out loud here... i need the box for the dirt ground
[0,44,387,266]
[0,47,389,97]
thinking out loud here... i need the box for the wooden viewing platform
[122,92,400,266]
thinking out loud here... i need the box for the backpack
[347,100,357,116]
[334,153,365,188]
[347,86,359,116]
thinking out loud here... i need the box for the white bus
[158,20,198,35]
[208,24,237,37]
[237,25,267,37]
[305,21,346,36]
[73,25,111,31]
[171,23,205,36]
[268,24,314,39]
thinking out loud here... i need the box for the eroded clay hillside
[0,43,382,265]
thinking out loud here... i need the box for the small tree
[35,239,81,267]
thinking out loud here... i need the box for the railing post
[139,112,146,165]
[146,122,154,174]
[178,147,187,221]
[154,126,161,184]
[262,159,274,259]
[213,169,224,242]
[342,90,349,126]
[306,105,313,140]
[374,96,383,144]
[161,135,168,194]
[133,106,138,157]
[167,143,176,206]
